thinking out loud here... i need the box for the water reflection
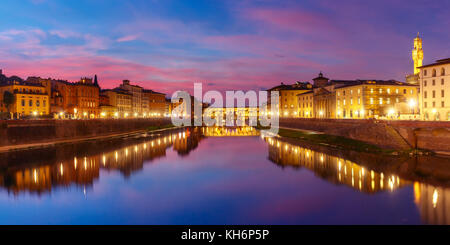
[0,126,450,224]
[0,127,204,195]
[265,137,409,193]
[264,136,450,224]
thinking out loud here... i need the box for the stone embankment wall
[279,118,450,153]
[0,118,171,147]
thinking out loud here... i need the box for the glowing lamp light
[114,112,119,117]
[134,112,138,117]
[432,108,437,114]
[319,110,324,116]
[101,112,106,117]
[124,113,129,118]
[408,99,416,108]
[33,111,38,116]
[388,108,395,115]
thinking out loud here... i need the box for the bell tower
[412,32,423,74]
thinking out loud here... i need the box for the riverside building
[419,58,450,121]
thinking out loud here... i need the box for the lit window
[379,98,383,105]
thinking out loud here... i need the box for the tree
[3,91,14,119]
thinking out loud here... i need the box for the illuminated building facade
[119,80,143,115]
[406,33,424,85]
[0,81,50,117]
[72,77,100,118]
[267,81,313,117]
[101,89,132,118]
[142,89,167,117]
[297,91,314,118]
[419,58,450,121]
[335,80,419,119]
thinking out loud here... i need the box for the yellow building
[102,89,132,118]
[268,81,313,117]
[297,91,314,118]
[335,80,419,119]
[412,32,424,75]
[0,81,50,118]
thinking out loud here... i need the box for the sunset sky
[0,0,449,95]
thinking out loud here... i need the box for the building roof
[418,58,450,68]
[102,88,132,96]
[142,89,165,95]
[0,81,45,88]
[296,91,314,96]
[268,81,314,91]
[332,79,417,89]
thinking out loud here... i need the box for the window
[442,90,445,97]
[424,91,427,98]
[432,80,435,86]
[410,89,413,95]
[442,101,445,108]
[21,99,25,106]
[433,90,436,98]
[424,102,427,108]
[432,69,436,77]
[379,88,382,94]
[36,100,40,107]
[358,98,361,105]
[442,79,445,85]
[370,88,374,94]
[387,88,391,94]
[396,88,399,94]
[370,98,374,104]
[379,98,383,105]
[433,101,436,107]
[387,98,390,104]
[29,100,32,106]
[424,81,427,86]
[441,68,445,76]
[403,89,407,94]
[424,70,427,76]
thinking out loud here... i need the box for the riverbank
[0,118,171,148]
[279,118,450,154]
[0,122,177,153]
[257,125,430,155]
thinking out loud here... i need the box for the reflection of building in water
[202,126,259,137]
[414,182,450,225]
[0,128,203,195]
[265,137,410,193]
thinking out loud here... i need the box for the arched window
[442,68,446,76]
[432,69,436,77]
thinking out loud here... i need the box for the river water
[0,127,449,225]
